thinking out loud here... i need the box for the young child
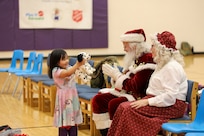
[48,49,85,136]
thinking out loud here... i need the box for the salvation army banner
[19,0,93,29]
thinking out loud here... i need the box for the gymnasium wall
[1,0,204,58]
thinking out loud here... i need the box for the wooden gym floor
[0,54,204,136]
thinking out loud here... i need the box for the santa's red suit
[92,53,156,130]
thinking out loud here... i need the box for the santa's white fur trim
[128,63,156,76]
[121,93,135,101]
[114,75,129,90]
[99,88,114,94]
[109,89,136,101]
[115,63,156,91]
[120,33,145,42]
[92,113,112,129]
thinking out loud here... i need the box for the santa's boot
[92,113,112,136]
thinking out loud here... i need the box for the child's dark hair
[48,49,67,78]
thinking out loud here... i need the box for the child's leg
[59,127,68,136]
[68,126,77,136]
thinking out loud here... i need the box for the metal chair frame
[0,50,24,94]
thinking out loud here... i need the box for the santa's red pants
[92,93,128,120]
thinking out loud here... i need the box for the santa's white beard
[123,50,136,71]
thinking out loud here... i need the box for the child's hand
[77,54,84,62]
[76,58,86,68]
[81,58,86,65]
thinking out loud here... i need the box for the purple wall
[0,0,108,51]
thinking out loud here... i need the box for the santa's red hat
[120,29,146,42]
[151,31,177,51]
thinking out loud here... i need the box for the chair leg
[41,85,45,112]
[18,77,26,100]
[38,83,42,111]
[51,86,56,116]
[1,73,10,93]
[12,76,20,97]
[6,73,13,93]
[29,80,42,110]
[26,78,31,105]
[41,84,56,116]
[165,131,172,136]
[18,86,23,100]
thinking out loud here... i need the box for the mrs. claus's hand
[130,99,149,109]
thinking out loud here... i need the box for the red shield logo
[72,10,83,22]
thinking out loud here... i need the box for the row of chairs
[22,74,56,115]
[0,51,100,135]
[0,50,44,99]
[20,53,55,115]
[21,57,98,118]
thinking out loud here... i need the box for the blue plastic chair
[69,57,77,66]
[21,54,50,103]
[162,90,204,136]
[12,51,36,97]
[76,83,99,94]
[41,79,56,115]
[169,80,198,123]
[186,132,204,136]
[28,53,44,75]
[17,51,36,73]
[14,53,44,99]
[29,75,52,110]
[0,49,24,72]
[78,92,98,136]
[88,59,94,67]
[0,50,24,93]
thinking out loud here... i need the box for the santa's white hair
[123,42,150,72]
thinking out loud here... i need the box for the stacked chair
[12,51,36,98]
[14,53,44,103]
[16,53,56,116]
[25,54,48,110]
[23,54,53,112]
[0,49,24,94]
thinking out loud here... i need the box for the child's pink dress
[52,67,82,127]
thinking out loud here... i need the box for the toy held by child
[75,52,95,84]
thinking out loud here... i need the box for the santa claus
[92,29,156,136]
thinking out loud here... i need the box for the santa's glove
[102,63,122,81]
